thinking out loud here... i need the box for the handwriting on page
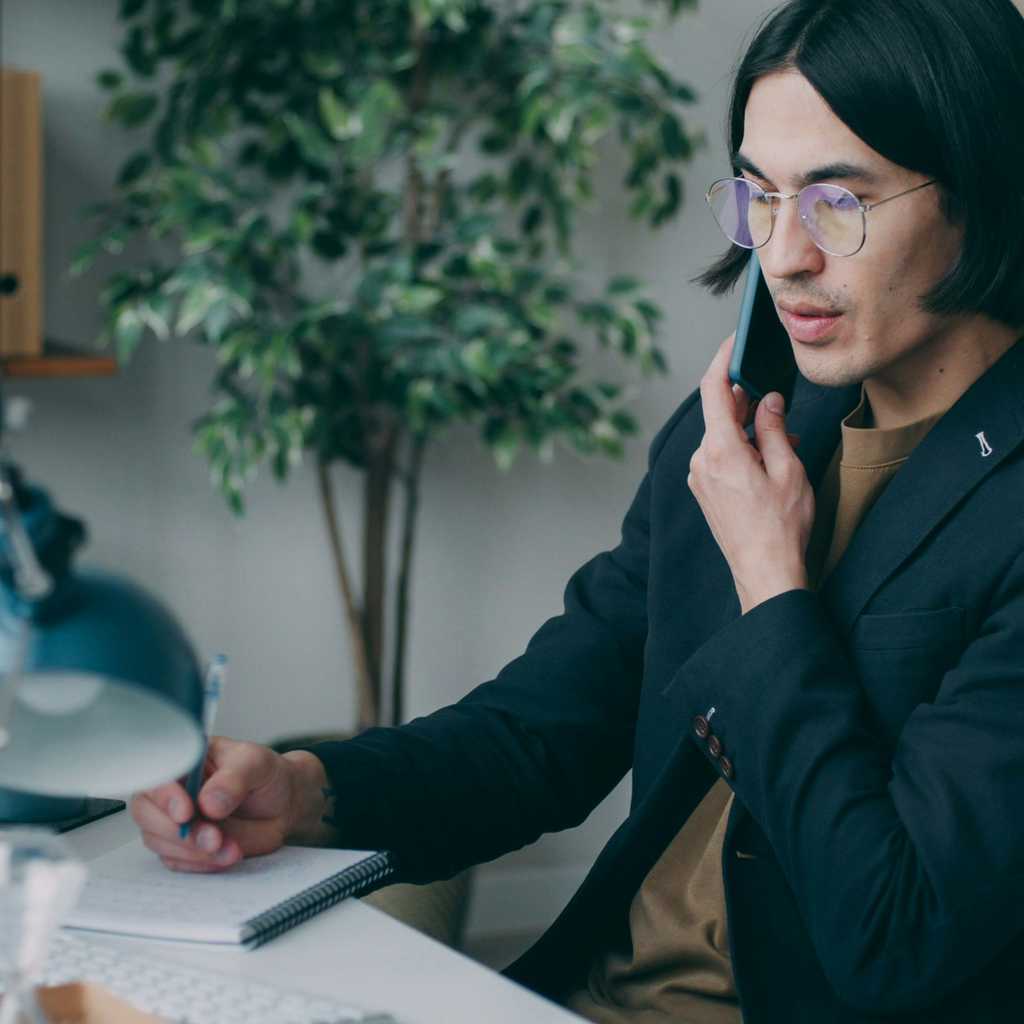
[69,842,369,940]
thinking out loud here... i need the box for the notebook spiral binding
[245,851,398,948]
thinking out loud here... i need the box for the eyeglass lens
[707,178,865,256]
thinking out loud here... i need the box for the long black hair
[693,0,1024,329]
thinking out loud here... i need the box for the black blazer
[314,338,1024,1022]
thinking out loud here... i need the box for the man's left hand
[687,335,814,614]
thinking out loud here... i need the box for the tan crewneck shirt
[564,389,946,1023]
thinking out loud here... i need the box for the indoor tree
[76,0,702,733]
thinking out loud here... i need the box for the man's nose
[758,196,826,279]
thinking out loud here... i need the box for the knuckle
[703,443,726,470]
[780,461,801,486]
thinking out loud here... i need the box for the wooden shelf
[1,341,117,379]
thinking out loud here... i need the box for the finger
[216,815,288,858]
[700,335,746,441]
[731,384,752,427]
[131,783,193,829]
[129,791,191,842]
[754,392,796,477]
[159,855,237,875]
[143,829,242,868]
[196,737,276,821]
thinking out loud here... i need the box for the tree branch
[390,433,427,726]
[316,459,378,729]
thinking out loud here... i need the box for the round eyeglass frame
[705,176,938,257]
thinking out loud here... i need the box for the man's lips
[777,305,844,343]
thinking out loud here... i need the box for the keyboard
[35,932,400,1024]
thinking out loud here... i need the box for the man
[131,0,1024,1019]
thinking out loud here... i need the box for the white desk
[66,810,582,1024]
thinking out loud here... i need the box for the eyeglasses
[705,176,937,257]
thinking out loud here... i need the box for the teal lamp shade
[0,571,205,797]
[0,475,205,813]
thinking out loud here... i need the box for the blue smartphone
[728,251,797,408]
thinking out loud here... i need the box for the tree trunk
[390,434,426,726]
[362,425,399,724]
[316,460,378,730]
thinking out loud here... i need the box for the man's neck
[863,320,1020,430]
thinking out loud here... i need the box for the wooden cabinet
[0,69,115,378]
[0,68,43,359]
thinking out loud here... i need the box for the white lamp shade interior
[0,673,203,797]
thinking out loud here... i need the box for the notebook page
[64,840,376,944]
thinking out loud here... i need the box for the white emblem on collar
[976,431,994,458]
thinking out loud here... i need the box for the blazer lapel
[786,379,860,489]
[824,338,1024,627]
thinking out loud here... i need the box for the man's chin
[793,354,865,391]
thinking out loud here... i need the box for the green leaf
[202,299,237,343]
[350,80,402,166]
[318,88,362,141]
[281,112,336,168]
[454,304,507,337]
[122,26,156,77]
[521,204,544,235]
[479,132,512,155]
[608,276,641,295]
[97,69,124,91]
[311,231,348,261]
[176,282,224,336]
[486,422,519,471]
[106,92,159,128]
[460,339,498,383]
[117,152,151,187]
[302,51,345,80]
[70,239,103,278]
[652,172,682,227]
[455,214,495,244]
[114,305,144,360]
[507,156,534,198]
[138,294,172,340]
[659,115,691,159]
[393,284,444,315]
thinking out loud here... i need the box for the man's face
[738,71,964,391]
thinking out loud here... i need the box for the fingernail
[169,797,187,822]
[196,826,220,853]
[765,393,785,415]
[205,789,231,815]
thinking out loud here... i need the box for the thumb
[197,737,277,820]
[754,392,795,476]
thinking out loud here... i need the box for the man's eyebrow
[732,152,882,190]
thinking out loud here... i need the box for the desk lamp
[0,460,204,826]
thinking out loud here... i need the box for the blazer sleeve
[670,548,1024,1015]
[309,390,700,883]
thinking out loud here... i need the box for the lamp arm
[0,613,29,750]
[0,464,52,603]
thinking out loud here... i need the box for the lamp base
[0,791,124,831]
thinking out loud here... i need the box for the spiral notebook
[63,840,395,948]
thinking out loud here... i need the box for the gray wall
[1,0,775,936]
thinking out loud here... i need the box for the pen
[180,654,227,839]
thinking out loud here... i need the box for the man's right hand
[129,736,333,873]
